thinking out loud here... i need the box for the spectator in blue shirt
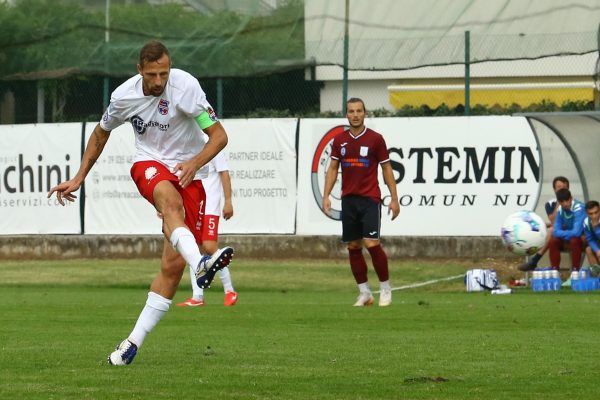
[584,200,600,268]
[519,176,570,271]
[548,188,585,271]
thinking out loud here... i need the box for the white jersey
[203,151,230,216]
[100,68,214,180]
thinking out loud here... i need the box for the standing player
[47,40,234,365]
[177,149,238,307]
[322,98,400,307]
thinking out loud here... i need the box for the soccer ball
[500,211,547,256]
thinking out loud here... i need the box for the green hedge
[241,99,596,118]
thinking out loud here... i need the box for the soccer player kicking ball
[176,150,238,307]
[322,98,400,307]
[48,41,234,365]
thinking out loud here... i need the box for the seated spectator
[519,176,570,271]
[548,188,585,274]
[584,200,600,269]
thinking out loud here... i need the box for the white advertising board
[83,123,162,234]
[220,118,297,234]
[84,119,298,234]
[0,123,82,234]
[297,116,540,236]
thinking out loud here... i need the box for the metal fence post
[342,0,349,116]
[465,30,471,116]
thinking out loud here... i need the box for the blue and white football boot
[107,339,138,366]
[196,247,234,289]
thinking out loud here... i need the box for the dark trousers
[549,236,583,270]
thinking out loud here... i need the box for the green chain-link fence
[1,0,599,124]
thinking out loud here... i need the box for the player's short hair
[552,176,570,190]
[346,97,366,112]
[139,40,170,67]
[556,188,572,202]
[585,200,600,211]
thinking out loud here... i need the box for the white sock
[380,280,391,291]
[188,264,204,300]
[170,227,202,273]
[358,282,371,294]
[128,292,171,348]
[219,267,234,292]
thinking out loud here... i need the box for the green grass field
[1,258,600,400]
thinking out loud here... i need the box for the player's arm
[173,119,228,189]
[47,123,111,205]
[219,170,233,220]
[548,207,559,226]
[585,225,600,255]
[552,211,567,239]
[322,158,340,216]
[381,161,400,220]
[569,209,586,239]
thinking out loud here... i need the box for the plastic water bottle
[571,270,580,291]
[551,269,561,291]
[531,269,544,292]
[543,268,552,291]
[581,268,594,291]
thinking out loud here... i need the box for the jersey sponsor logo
[131,115,147,134]
[341,157,369,168]
[310,124,349,221]
[102,110,109,122]
[130,115,169,135]
[207,107,218,122]
[158,99,169,115]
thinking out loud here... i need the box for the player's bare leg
[152,239,186,299]
[153,181,204,273]
[109,182,197,366]
[108,240,185,366]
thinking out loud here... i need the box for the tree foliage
[0,0,306,79]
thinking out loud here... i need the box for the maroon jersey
[330,127,390,203]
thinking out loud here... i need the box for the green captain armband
[194,108,219,130]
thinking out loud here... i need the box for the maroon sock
[570,237,583,270]
[348,248,368,284]
[367,244,389,282]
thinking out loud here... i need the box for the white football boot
[379,288,392,307]
[353,292,374,307]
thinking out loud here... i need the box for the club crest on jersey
[341,147,346,156]
[144,166,158,181]
[207,107,218,122]
[158,99,169,115]
[360,146,369,157]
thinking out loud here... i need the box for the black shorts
[341,195,381,242]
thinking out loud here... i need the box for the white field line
[373,274,464,293]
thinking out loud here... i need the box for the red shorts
[202,214,220,241]
[130,160,206,244]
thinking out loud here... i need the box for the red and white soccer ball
[500,210,547,256]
